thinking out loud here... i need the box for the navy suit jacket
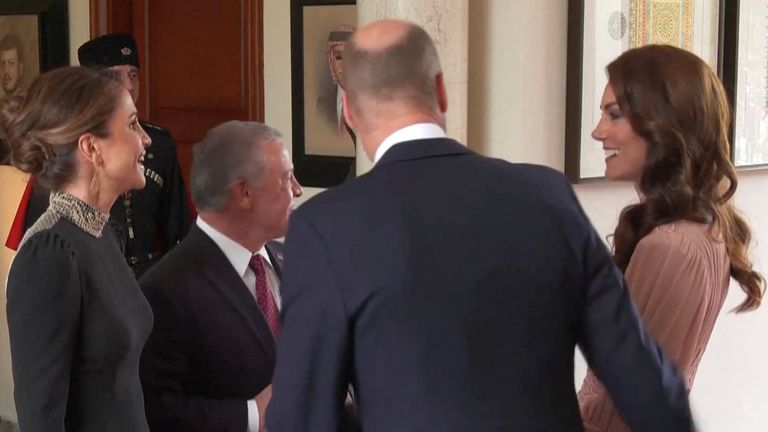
[139,225,283,431]
[266,138,694,432]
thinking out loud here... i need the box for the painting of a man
[0,15,41,164]
[325,25,354,138]
[0,35,24,98]
[302,4,356,159]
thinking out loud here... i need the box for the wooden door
[90,0,264,187]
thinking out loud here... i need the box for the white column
[355,0,469,175]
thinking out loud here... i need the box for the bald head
[342,20,442,114]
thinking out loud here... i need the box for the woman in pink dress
[578,44,765,432]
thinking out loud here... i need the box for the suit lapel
[266,240,284,281]
[188,226,276,357]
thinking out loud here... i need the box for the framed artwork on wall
[291,0,357,188]
[564,0,722,182]
[0,0,69,99]
[721,0,768,168]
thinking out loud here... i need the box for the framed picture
[291,0,357,188]
[565,0,722,182]
[0,0,69,100]
[721,1,768,168]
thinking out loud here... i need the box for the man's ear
[435,72,448,114]
[341,89,358,130]
[231,178,252,209]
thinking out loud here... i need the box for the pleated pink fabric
[578,221,730,432]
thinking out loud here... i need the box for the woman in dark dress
[3,66,153,431]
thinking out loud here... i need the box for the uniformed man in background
[77,33,191,277]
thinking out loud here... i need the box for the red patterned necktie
[248,254,280,338]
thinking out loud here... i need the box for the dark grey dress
[6,191,153,432]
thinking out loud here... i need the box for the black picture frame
[0,0,69,75]
[563,0,586,183]
[290,0,357,188]
[718,0,739,163]
[564,0,726,182]
[720,0,768,169]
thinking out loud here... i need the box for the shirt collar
[373,123,446,165]
[196,217,272,278]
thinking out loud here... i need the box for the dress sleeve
[6,232,82,432]
[623,227,718,368]
[579,227,712,431]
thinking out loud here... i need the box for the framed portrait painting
[721,0,768,168]
[291,0,357,188]
[0,0,69,100]
[565,0,722,182]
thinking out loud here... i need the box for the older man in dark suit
[139,121,302,432]
[266,20,696,432]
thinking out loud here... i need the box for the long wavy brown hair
[608,45,764,312]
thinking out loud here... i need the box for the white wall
[468,1,768,431]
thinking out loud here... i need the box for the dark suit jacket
[266,138,695,432]
[139,225,283,431]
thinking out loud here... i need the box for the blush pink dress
[578,221,730,432]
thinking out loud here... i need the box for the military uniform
[80,33,193,278]
[109,121,191,277]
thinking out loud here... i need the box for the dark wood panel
[89,0,264,195]
[89,0,132,38]
[148,0,246,111]
[150,109,248,141]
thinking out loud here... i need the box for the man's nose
[291,178,303,197]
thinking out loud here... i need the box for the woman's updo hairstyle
[1,66,123,190]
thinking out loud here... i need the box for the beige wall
[0,170,30,423]
[68,0,90,65]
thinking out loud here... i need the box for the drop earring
[90,154,102,196]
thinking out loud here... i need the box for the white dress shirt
[196,216,281,432]
[373,122,447,165]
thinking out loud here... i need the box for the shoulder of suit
[140,120,172,138]
[139,238,194,289]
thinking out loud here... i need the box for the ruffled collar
[49,190,109,237]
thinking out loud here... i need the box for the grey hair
[190,120,283,212]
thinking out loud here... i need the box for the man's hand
[255,384,273,432]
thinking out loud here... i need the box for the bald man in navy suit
[266,20,696,432]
